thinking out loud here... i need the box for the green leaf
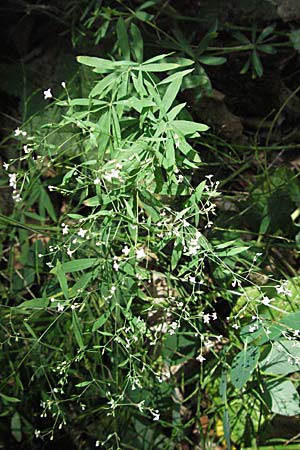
[83,196,101,207]
[260,340,300,375]
[252,50,263,77]
[59,258,97,273]
[69,272,94,298]
[77,56,136,73]
[17,298,49,310]
[11,412,22,442]
[140,62,183,72]
[290,29,300,53]
[281,311,300,330]
[217,246,249,257]
[230,345,260,389]
[257,25,275,43]
[264,379,300,416]
[199,55,227,66]
[0,393,21,404]
[158,68,194,86]
[233,31,251,45]
[258,44,276,55]
[171,239,183,270]
[172,120,209,136]
[92,310,111,332]
[116,17,130,60]
[53,260,69,299]
[130,23,143,62]
[75,381,93,388]
[162,78,182,114]
[163,136,175,170]
[72,310,84,350]
[90,73,119,97]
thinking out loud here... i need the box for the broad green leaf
[17,298,49,310]
[69,272,94,298]
[230,345,260,389]
[260,340,300,375]
[281,311,300,330]
[264,379,300,416]
[72,310,84,349]
[83,196,101,207]
[11,412,22,442]
[172,120,209,136]
[116,17,130,60]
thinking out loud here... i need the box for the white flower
[113,261,119,271]
[61,81,66,88]
[8,173,17,189]
[95,440,100,447]
[232,323,239,329]
[203,314,210,324]
[122,245,130,256]
[61,223,69,235]
[57,303,64,312]
[78,228,87,238]
[34,429,41,438]
[276,283,292,297]
[94,177,101,185]
[103,169,121,182]
[43,88,52,99]
[261,296,272,306]
[23,144,30,154]
[196,354,206,363]
[14,127,26,137]
[151,409,160,421]
[136,247,146,259]
[67,248,75,257]
[3,162,9,170]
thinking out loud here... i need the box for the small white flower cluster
[150,408,160,421]
[168,321,179,335]
[8,173,22,203]
[276,281,292,297]
[14,127,27,137]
